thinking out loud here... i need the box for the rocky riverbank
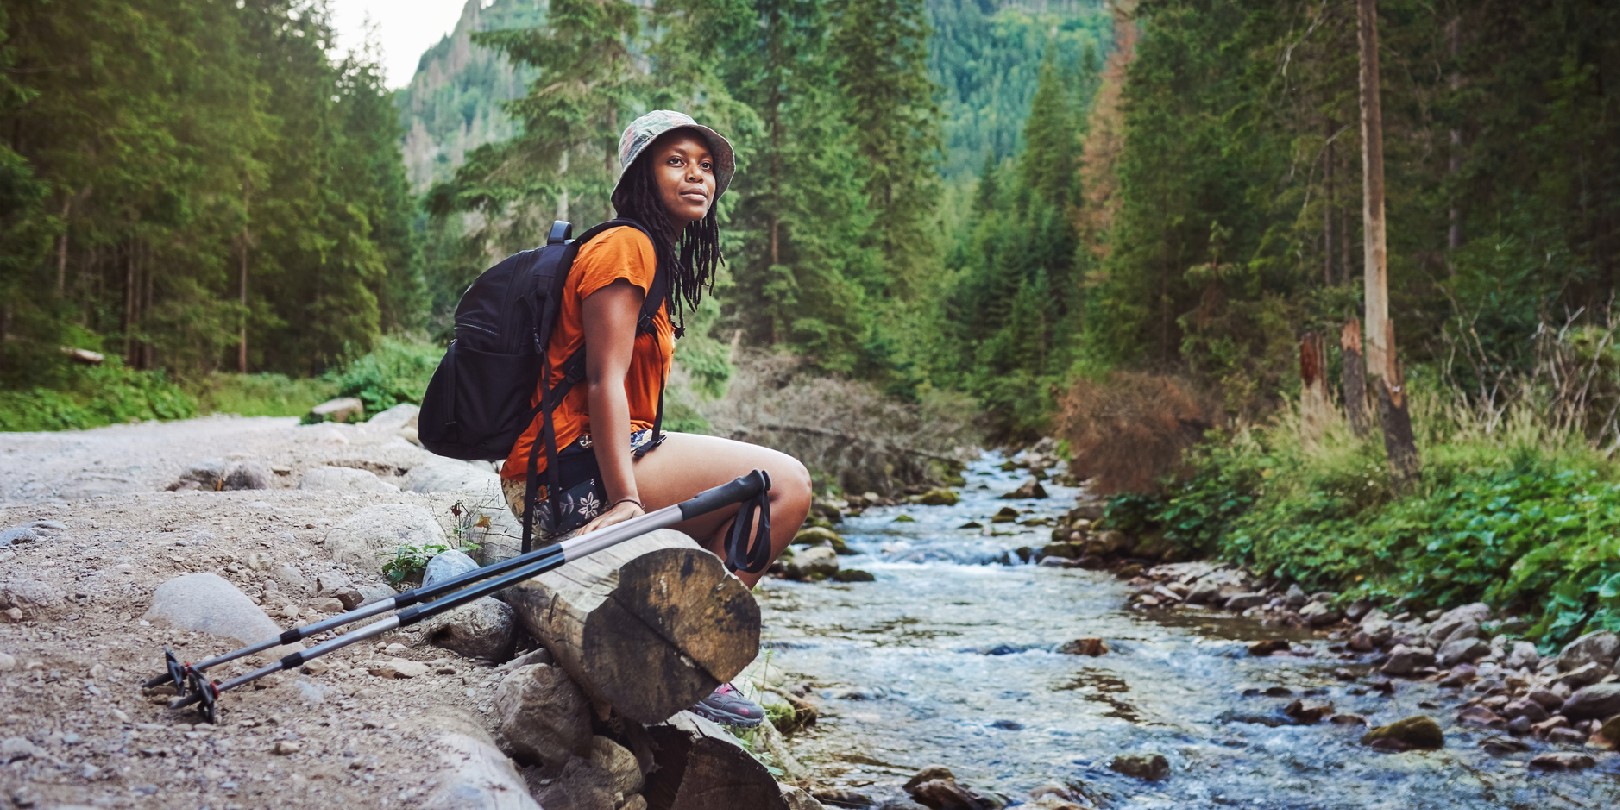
[1020,471,1620,773]
[0,410,826,809]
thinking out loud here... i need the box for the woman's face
[650,132,716,229]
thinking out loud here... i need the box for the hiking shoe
[691,682,764,727]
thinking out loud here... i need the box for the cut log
[644,712,790,810]
[504,529,760,724]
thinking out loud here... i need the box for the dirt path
[0,413,526,809]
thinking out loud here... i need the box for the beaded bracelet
[612,497,642,510]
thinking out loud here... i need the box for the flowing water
[756,454,1620,809]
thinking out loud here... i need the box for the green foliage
[1119,399,1620,648]
[189,373,339,418]
[0,357,196,432]
[328,336,442,419]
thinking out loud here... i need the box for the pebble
[1,736,42,762]
[0,652,16,672]
[273,740,301,755]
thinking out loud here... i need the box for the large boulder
[325,504,443,569]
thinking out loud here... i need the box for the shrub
[329,335,442,418]
[190,373,339,417]
[1122,391,1620,648]
[0,357,196,432]
[1057,372,1216,495]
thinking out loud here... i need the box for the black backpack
[418,218,665,551]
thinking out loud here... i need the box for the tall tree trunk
[1446,14,1462,257]
[1324,119,1335,286]
[1358,0,1420,483]
[238,186,251,373]
[1358,0,1390,381]
[56,198,71,296]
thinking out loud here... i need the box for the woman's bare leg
[631,432,811,588]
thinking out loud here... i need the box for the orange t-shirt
[501,226,674,480]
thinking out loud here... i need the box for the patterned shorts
[501,428,660,543]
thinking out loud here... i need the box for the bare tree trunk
[1341,318,1370,436]
[1358,0,1390,381]
[1377,323,1420,486]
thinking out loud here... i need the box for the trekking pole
[158,470,771,723]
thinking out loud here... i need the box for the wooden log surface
[504,529,760,724]
[643,712,791,810]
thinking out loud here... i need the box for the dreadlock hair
[611,144,723,337]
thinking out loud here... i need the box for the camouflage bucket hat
[615,110,736,200]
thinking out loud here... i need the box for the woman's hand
[578,498,645,535]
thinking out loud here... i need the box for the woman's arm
[577,280,646,532]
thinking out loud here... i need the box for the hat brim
[614,120,736,202]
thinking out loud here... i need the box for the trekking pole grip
[679,470,771,522]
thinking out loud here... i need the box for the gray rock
[1381,644,1437,676]
[298,466,399,493]
[1425,603,1491,648]
[422,727,540,810]
[1559,682,1620,720]
[1110,752,1170,781]
[1504,641,1540,671]
[172,460,228,491]
[421,597,516,662]
[0,652,15,672]
[1358,610,1396,645]
[1225,592,1268,610]
[402,460,501,495]
[1529,752,1596,771]
[309,397,365,424]
[367,403,420,432]
[1299,602,1341,627]
[1437,638,1491,667]
[424,549,480,587]
[272,564,310,595]
[492,662,591,766]
[1555,631,1620,672]
[1438,620,1482,648]
[325,504,443,569]
[1283,585,1308,609]
[1525,687,1564,711]
[0,526,40,548]
[0,577,65,619]
[143,573,287,650]
[1556,662,1609,690]
[223,460,272,491]
[1501,698,1549,724]
[780,545,840,580]
[1,736,42,763]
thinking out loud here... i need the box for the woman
[499,110,812,727]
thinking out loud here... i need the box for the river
[756,453,1620,809]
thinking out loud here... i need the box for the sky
[329,0,473,89]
